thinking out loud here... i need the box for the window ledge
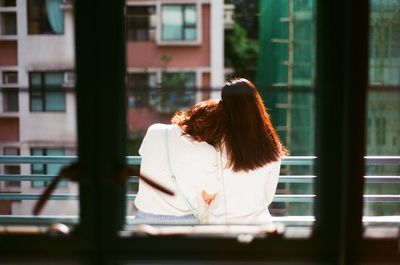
[157,40,202,46]
[0,35,17,40]
[0,112,19,117]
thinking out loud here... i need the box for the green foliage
[225,22,259,80]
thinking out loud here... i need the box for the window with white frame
[27,0,64,34]
[161,4,197,42]
[2,71,18,84]
[29,72,66,112]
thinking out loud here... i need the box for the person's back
[207,150,281,224]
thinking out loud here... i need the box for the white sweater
[135,123,221,217]
[206,152,281,224]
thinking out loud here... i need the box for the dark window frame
[1,1,399,264]
[28,72,66,112]
[126,5,156,42]
[27,0,63,35]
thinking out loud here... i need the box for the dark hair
[171,99,225,148]
[221,78,286,172]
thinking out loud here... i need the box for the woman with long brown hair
[134,100,222,224]
[206,78,287,224]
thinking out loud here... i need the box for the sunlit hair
[171,99,225,148]
[221,78,287,172]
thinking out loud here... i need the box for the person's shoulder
[147,123,177,133]
[144,123,171,139]
[147,123,170,131]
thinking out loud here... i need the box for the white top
[135,123,221,217]
[207,150,281,224]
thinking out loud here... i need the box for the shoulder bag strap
[165,127,199,220]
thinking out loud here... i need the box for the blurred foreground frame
[0,1,399,265]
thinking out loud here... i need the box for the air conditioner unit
[63,72,75,87]
[2,72,18,84]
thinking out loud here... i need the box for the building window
[3,147,20,187]
[27,0,64,35]
[160,72,196,110]
[0,0,16,7]
[161,4,197,41]
[29,72,66,112]
[2,88,19,112]
[0,12,17,35]
[30,148,66,188]
[2,71,18,84]
[127,73,157,108]
[375,117,386,145]
[4,165,21,188]
[126,6,156,42]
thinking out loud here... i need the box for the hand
[202,190,216,205]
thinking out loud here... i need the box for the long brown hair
[221,78,286,172]
[171,99,225,148]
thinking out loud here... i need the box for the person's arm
[265,159,282,206]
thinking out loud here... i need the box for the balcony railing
[0,156,399,226]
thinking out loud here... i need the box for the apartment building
[0,0,76,215]
[0,0,227,215]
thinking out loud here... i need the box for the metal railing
[0,156,399,224]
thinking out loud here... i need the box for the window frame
[0,0,399,264]
[157,2,202,46]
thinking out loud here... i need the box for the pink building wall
[126,4,211,68]
[202,72,211,100]
[127,108,171,133]
[0,41,18,66]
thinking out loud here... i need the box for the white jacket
[135,123,221,218]
[207,151,281,224]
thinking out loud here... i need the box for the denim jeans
[134,210,198,225]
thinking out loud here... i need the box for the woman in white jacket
[134,100,222,224]
[206,78,287,224]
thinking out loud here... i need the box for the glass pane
[45,72,64,87]
[162,5,183,41]
[184,28,196,41]
[0,0,78,227]
[364,0,400,236]
[45,91,65,111]
[30,73,42,86]
[184,5,196,25]
[30,96,43,111]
